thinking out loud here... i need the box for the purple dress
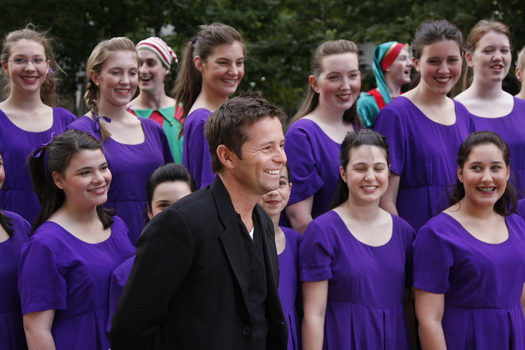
[517,198,525,221]
[471,97,525,197]
[374,97,474,230]
[182,108,214,189]
[0,108,75,224]
[285,119,358,221]
[300,210,415,349]
[0,211,30,350]
[279,227,302,350]
[413,213,525,349]
[67,116,173,245]
[107,255,135,331]
[18,216,135,350]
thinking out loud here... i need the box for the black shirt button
[242,326,252,335]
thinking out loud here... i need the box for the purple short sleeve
[285,126,324,202]
[285,119,341,219]
[107,256,135,331]
[413,224,454,294]
[0,107,76,224]
[300,219,333,282]
[374,105,406,176]
[19,239,67,314]
[182,109,214,189]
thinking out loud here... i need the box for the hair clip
[31,132,57,158]
[189,36,198,44]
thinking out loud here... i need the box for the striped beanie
[136,37,178,69]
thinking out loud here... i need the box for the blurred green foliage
[1,0,523,117]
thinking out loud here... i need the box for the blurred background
[1,0,523,119]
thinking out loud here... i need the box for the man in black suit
[110,94,288,350]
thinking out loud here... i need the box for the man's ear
[217,144,235,170]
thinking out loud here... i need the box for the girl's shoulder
[67,115,95,129]
[52,107,77,123]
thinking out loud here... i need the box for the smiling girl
[173,23,245,189]
[285,40,362,233]
[19,130,134,350]
[67,37,173,245]
[257,164,302,350]
[300,129,415,349]
[374,20,474,231]
[455,20,525,197]
[0,26,76,224]
[414,131,525,349]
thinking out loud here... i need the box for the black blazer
[110,176,288,349]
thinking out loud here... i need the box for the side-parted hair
[330,129,389,209]
[449,131,516,215]
[172,23,244,131]
[1,24,62,106]
[290,40,362,128]
[84,37,137,140]
[462,20,512,90]
[29,130,114,232]
[205,92,286,174]
[410,20,463,88]
[146,163,196,211]
[412,20,463,60]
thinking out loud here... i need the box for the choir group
[1,17,525,350]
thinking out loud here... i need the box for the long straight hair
[290,40,362,128]
[171,23,244,135]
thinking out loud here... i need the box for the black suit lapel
[219,223,250,300]
[211,177,251,305]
